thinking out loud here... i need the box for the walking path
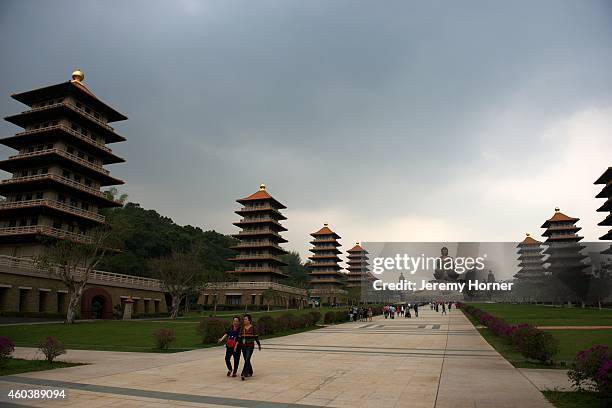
[0,309,553,407]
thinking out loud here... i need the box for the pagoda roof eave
[11,81,127,122]
[594,167,612,185]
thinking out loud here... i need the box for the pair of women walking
[218,314,261,381]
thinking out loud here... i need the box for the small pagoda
[595,167,612,254]
[541,208,589,303]
[514,233,546,284]
[198,184,307,309]
[308,224,346,305]
[346,242,370,288]
[0,70,125,257]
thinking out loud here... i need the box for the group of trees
[37,196,311,323]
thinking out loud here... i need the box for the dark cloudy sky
[1,1,611,260]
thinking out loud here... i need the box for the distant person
[239,314,261,381]
[368,307,373,322]
[414,303,419,318]
[218,316,241,377]
[442,302,447,315]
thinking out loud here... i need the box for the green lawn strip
[469,303,612,326]
[176,307,336,322]
[542,391,605,408]
[464,305,612,368]
[1,312,340,353]
[0,358,84,376]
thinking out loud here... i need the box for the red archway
[81,287,113,319]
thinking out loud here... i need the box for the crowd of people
[348,306,374,322]
[381,301,455,318]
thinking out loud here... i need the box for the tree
[151,248,203,319]
[261,289,278,311]
[35,227,114,324]
[281,251,308,287]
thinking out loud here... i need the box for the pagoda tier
[308,224,346,292]
[541,208,588,278]
[595,167,612,254]
[346,243,371,288]
[0,71,125,252]
[514,234,546,283]
[228,184,288,282]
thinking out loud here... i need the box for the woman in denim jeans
[218,316,241,377]
[239,314,261,381]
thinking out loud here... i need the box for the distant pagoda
[346,243,370,288]
[514,233,546,284]
[229,184,288,282]
[595,167,612,254]
[541,208,589,302]
[0,70,125,257]
[308,224,346,305]
[199,184,307,309]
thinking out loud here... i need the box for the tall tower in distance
[514,233,546,284]
[308,224,346,305]
[541,207,589,303]
[229,184,288,283]
[0,70,126,257]
[346,242,369,288]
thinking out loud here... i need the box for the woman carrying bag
[218,316,242,377]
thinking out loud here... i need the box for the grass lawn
[1,358,83,376]
[469,303,612,326]
[543,391,607,408]
[170,306,336,322]
[0,307,339,353]
[464,304,612,368]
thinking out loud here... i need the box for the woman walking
[239,314,261,381]
[218,316,241,377]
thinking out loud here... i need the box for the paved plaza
[0,310,554,407]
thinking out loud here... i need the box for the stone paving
[0,309,554,407]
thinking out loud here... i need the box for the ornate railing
[14,124,113,153]
[0,225,92,243]
[2,174,118,203]
[9,148,110,175]
[204,281,307,296]
[0,255,163,291]
[0,199,105,223]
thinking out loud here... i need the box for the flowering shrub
[569,345,611,394]
[152,328,176,350]
[0,336,15,368]
[595,359,612,398]
[461,304,558,363]
[37,336,66,363]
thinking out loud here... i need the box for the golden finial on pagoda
[526,233,530,237]
[71,69,84,82]
[555,207,560,212]
[324,223,328,227]
[356,242,359,245]
[259,183,266,191]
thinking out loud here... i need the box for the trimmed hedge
[196,310,322,344]
[459,303,558,364]
[323,310,349,324]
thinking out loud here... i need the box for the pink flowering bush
[569,345,611,397]
[37,336,66,363]
[0,336,15,368]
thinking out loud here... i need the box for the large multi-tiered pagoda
[595,167,612,254]
[541,208,589,303]
[229,184,288,282]
[308,224,346,305]
[514,233,546,284]
[0,70,125,257]
[346,243,370,288]
[199,185,307,309]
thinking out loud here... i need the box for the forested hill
[98,202,236,279]
[97,202,309,286]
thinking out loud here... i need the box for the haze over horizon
[1,1,611,261]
